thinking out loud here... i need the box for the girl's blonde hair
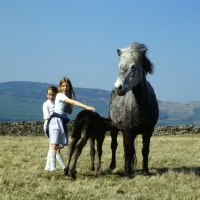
[58,77,76,100]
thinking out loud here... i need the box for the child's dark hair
[46,86,58,94]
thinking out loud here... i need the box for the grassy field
[0,134,200,199]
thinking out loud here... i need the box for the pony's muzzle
[115,85,125,96]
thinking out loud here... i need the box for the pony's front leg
[124,133,136,179]
[142,133,152,175]
[64,136,80,176]
[96,135,105,175]
[109,128,118,170]
[89,138,95,171]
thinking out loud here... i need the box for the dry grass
[0,134,200,200]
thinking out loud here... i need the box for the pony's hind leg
[109,128,118,170]
[64,136,80,176]
[141,133,152,175]
[89,138,95,171]
[69,133,90,180]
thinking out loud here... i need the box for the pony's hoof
[142,170,150,176]
[90,167,95,172]
[70,174,76,180]
[63,168,69,176]
[108,164,116,171]
[69,169,77,180]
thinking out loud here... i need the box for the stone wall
[153,125,200,135]
[0,121,200,136]
[0,121,75,136]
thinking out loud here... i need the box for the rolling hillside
[158,101,200,126]
[0,81,200,126]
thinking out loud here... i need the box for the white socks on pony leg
[56,154,66,169]
[44,149,51,171]
[49,149,56,171]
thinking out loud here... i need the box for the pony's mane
[121,42,154,75]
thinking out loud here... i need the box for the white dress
[42,100,55,133]
[49,93,69,146]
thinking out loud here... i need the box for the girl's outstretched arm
[64,98,95,111]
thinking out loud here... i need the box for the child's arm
[64,98,95,111]
[42,102,50,119]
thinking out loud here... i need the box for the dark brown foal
[64,110,116,180]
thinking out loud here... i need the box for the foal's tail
[122,132,137,169]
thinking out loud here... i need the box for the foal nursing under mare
[64,110,116,180]
[109,42,159,178]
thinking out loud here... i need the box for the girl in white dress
[47,77,95,171]
[43,86,67,171]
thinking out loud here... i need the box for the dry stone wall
[0,121,75,136]
[0,121,200,136]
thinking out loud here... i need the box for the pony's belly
[109,95,157,131]
[110,111,153,131]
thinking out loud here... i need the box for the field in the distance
[0,95,110,122]
[0,134,200,199]
[1,81,200,125]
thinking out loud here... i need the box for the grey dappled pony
[109,42,159,179]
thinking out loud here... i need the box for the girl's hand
[85,106,95,111]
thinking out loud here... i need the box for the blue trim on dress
[46,112,70,138]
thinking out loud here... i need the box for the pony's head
[114,42,154,96]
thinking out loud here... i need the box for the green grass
[0,134,200,199]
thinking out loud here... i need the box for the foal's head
[101,117,117,133]
[114,42,154,96]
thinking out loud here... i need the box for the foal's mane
[124,42,154,75]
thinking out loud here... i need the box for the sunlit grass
[0,134,200,199]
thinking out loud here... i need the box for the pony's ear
[117,49,122,56]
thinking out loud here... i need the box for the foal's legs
[142,133,152,175]
[109,128,118,170]
[69,133,90,179]
[89,138,95,171]
[64,135,80,176]
[96,135,105,174]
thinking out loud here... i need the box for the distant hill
[0,81,111,104]
[158,101,200,126]
[0,81,200,126]
[0,81,111,122]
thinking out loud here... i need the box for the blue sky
[0,0,199,103]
